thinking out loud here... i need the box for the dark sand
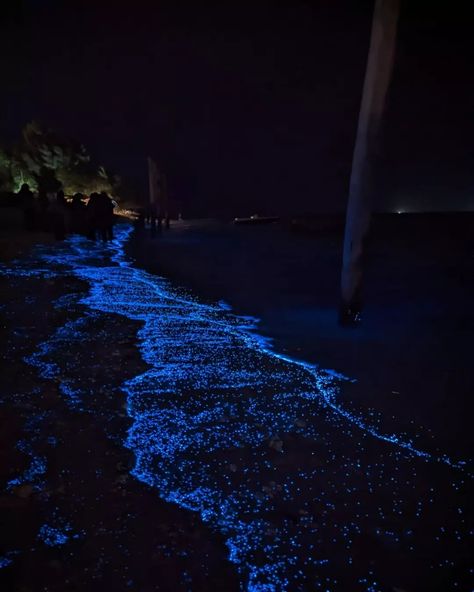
[0,211,239,591]
[0,210,472,591]
[0,208,54,262]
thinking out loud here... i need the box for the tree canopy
[0,122,120,196]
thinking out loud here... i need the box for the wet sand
[0,208,54,262]
[0,223,239,591]
[0,214,472,591]
[127,215,474,461]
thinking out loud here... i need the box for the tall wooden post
[340,0,400,324]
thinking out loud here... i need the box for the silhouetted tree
[0,121,120,196]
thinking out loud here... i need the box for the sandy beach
[0,213,472,591]
[2,0,473,587]
[0,216,238,591]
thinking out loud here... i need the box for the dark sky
[1,0,472,215]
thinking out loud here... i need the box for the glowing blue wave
[15,226,464,470]
[1,225,471,590]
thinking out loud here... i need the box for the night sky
[1,0,472,216]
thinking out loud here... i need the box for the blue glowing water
[0,556,13,569]
[38,524,71,547]
[1,225,471,590]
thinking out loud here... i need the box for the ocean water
[1,224,471,591]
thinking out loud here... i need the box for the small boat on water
[234,214,280,225]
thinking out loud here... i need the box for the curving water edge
[1,224,471,591]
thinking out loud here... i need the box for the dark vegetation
[0,122,120,201]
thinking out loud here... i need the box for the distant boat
[233,214,280,225]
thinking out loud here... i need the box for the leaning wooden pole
[340,0,400,325]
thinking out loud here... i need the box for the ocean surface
[1,224,472,591]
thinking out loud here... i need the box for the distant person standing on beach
[51,190,67,240]
[86,192,100,239]
[88,192,115,241]
[36,190,50,231]
[18,183,36,231]
[148,202,159,237]
[70,193,87,235]
[36,167,61,231]
[99,192,115,241]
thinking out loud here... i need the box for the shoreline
[0,230,239,591]
[126,217,474,460]
[0,218,472,590]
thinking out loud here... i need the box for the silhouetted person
[87,191,114,241]
[148,202,159,237]
[98,192,115,241]
[86,192,100,239]
[18,184,36,231]
[37,190,49,230]
[71,192,85,208]
[36,167,61,197]
[51,190,67,240]
[70,193,87,235]
[56,189,66,206]
[37,190,49,211]
[17,183,33,203]
[36,167,61,231]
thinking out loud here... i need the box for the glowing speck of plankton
[0,225,470,591]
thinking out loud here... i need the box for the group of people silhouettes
[17,183,115,242]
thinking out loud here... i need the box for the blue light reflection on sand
[0,226,471,590]
[24,226,464,469]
